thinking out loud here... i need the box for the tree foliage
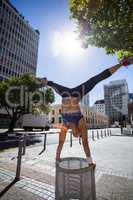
[0,74,55,132]
[69,0,133,58]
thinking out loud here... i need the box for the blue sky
[11,0,133,105]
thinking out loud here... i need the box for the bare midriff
[61,97,81,114]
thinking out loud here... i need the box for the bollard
[70,131,72,147]
[107,129,109,136]
[110,130,112,136]
[55,157,96,200]
[92,130,95,141]
[15,140,23,181]
[97,130,99,139]
[108,130,110,136]
[104,129,106,137]
[101,130,103,138]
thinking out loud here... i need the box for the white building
[48,104,62,124]
[93,99,105,114]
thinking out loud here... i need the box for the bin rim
[56,157,96,173]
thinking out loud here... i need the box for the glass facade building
[81,93,90,106]
[0,0,40,80]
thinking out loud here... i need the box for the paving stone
[96,174,133,200]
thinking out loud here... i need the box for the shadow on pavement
[0,178,19,198]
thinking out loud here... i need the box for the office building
[0,0,40,127]
[0,0,40,80]
[128,102,133,126]
[104,80,129,124]
[128,93,133,126]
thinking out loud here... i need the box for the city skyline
[10,0,133,105]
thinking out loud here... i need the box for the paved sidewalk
[0,135,133,199]
[96,174,133,200]
[0,170,55,200]
[0,180,45,200]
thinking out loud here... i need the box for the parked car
[111,121,120,128]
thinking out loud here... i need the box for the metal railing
[0,140,23,197]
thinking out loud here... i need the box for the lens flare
[52,31,85,59]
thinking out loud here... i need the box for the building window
[52,110,55,115]
[51,117,55,124]
[59,117,62,123]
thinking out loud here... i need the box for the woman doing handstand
[40,57,133,165]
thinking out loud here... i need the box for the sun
[52,31,85,59]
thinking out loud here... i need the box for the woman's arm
[38,78,71,97]
[47,81,71,96]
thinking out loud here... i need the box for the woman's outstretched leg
[78,118,93,165]
[71,60,133,99]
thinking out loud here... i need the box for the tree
[69,0,133,58]
[0,74,55,132]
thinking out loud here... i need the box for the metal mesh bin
[55,157,96,200]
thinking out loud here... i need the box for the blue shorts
[62,112,83,125]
